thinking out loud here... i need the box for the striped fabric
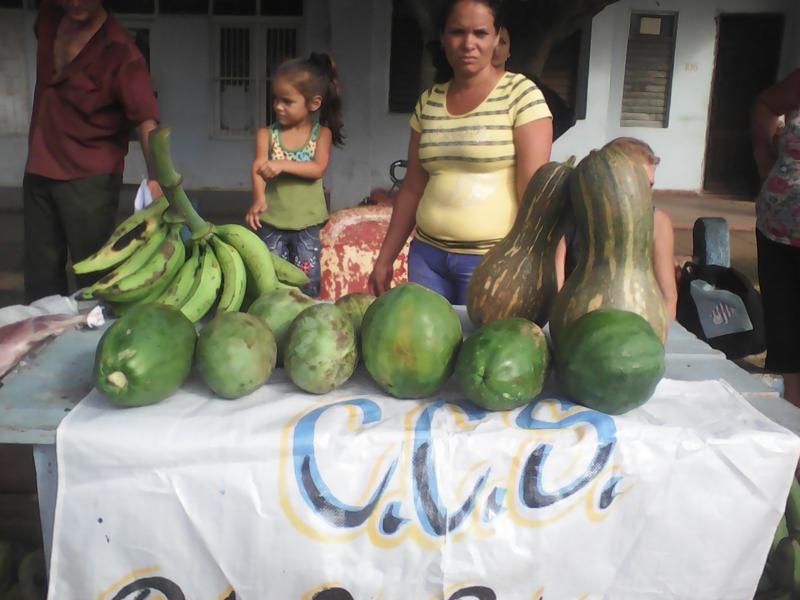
[409,72,551,254]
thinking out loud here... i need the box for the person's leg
[446,251,483,306]
[23,174,69,302]
[756,229,800,406]
[54,173,122,292]
[259,225,290,261]
[407,239,455,302]
[295,225,322,297]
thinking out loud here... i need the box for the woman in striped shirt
[368,0,553,304]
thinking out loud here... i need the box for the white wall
[0,0,798,203]
[550,0,799,191]
[330,0,800,199]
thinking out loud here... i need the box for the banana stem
[149,127,209,235]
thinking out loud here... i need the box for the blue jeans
[407,238,483,305]
[259,224,321,297]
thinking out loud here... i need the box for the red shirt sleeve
[114,49,160,125]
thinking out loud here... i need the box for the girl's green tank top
[261,122,328,230]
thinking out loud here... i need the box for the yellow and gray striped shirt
[410,71,551,253]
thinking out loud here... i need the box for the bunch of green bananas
[73,127,311,322]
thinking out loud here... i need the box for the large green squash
[555,308,665,415]
[94,303,196,407]
[467,160,573,327]
[361,283,462,399]
[196,312,277,399]
[455,317,550,411]
[548,146,667,345]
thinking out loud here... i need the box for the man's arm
[137,119,162,198]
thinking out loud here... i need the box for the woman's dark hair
[274,52,345,147]
[429,0,505,83]
[434,0,503,33]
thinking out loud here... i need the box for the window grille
[212,22,299,137]
[620,13,678,128]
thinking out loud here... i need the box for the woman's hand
[368,258,394,296]
[245,199,267,231]
[257,160,284,179]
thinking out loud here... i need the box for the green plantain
[179,241,222,322]
[79,222,169,299]
[73,196,169,274]
[214,223,278,296]
[156,242,201,307]
[98,224,186,304]
[210,235,247,314]
[270,251,310,286]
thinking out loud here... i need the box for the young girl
[245,52,344,297]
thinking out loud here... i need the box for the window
[388,0,424,113]
[539,20,592,121]
[159,0,207,14]
[106,0,155,13]
[620,12,678,128]
[212,22,300,137]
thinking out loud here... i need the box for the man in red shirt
[24,0,162,303]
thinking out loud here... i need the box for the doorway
[703,14,784,197]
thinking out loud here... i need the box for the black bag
[676,262,766,360]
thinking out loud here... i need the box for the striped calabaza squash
[548,146,668,344]
[466,159,573,327]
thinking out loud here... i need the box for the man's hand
[147,178,163,200]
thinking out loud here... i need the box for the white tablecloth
[48,368,800,600]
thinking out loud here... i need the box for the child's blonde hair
[604,137,660,167]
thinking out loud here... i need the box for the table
[0,312,797,580]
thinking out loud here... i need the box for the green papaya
[555,308,665,415]
[361,283,462,399]
[334,292,376,339]
[94,304,196,407]
[247,288,316,365]
[196,312,277,399]
[284,303,357,394]
[455,317,550,411]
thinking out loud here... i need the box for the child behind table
[245,53,344,297]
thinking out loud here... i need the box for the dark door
[703,14,784,196]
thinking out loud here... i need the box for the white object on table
[47,373,800,599]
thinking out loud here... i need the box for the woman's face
[492,26,510,69]
[440,1,499,79]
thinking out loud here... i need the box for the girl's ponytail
[309,52,345,147]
